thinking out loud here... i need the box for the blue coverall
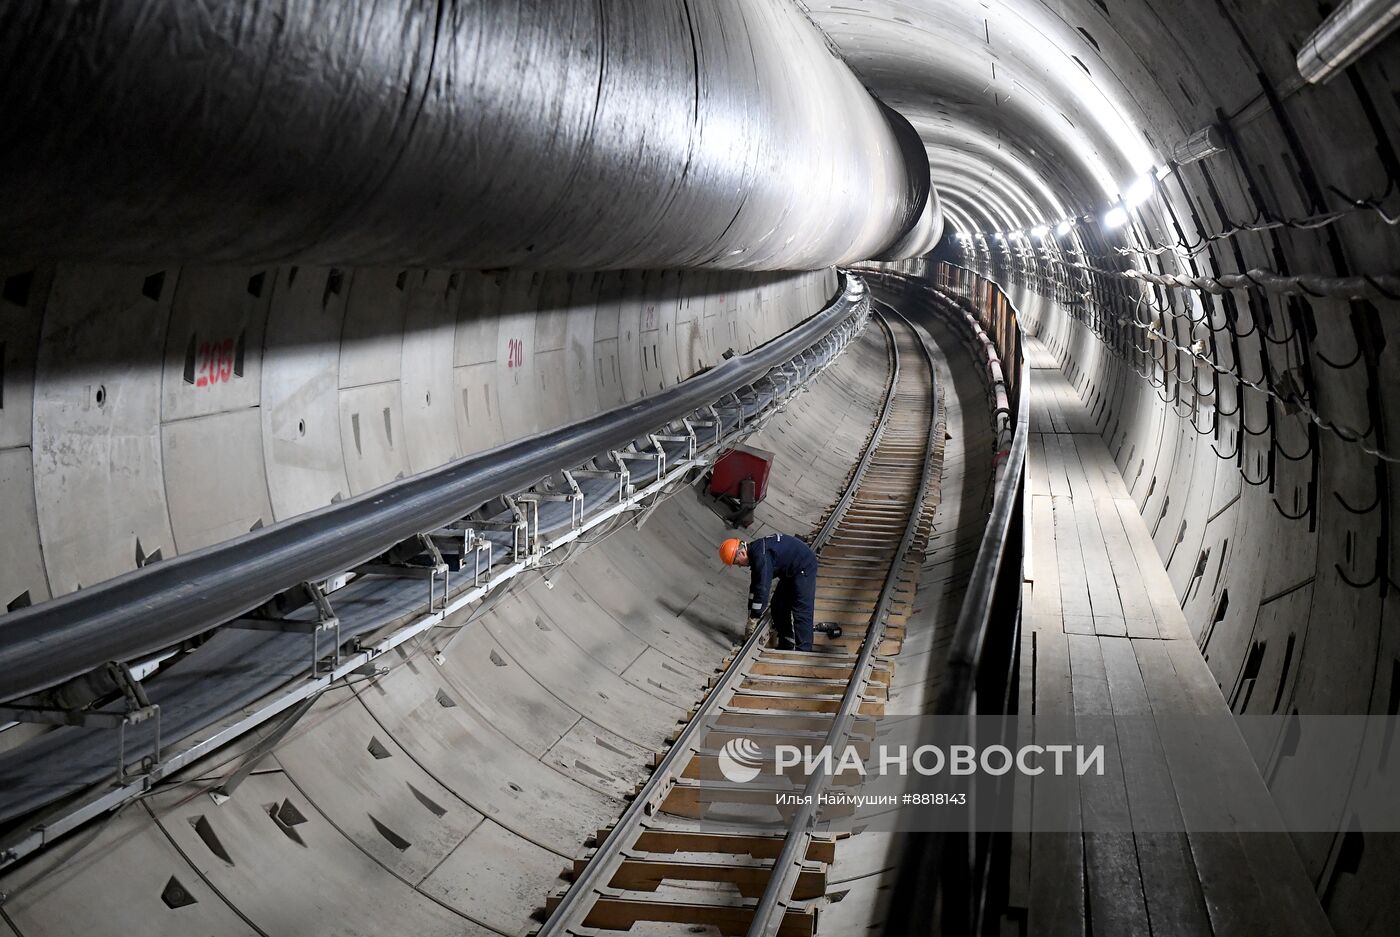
[747,534,818,651]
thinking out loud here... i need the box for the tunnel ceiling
[800,0,1282,235]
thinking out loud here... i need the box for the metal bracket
[0,662,161,783]
[228,581,341,675]
[655,427,696,462]
[615,438,667,481]
[584,451,633,501]
[686,404,722,452]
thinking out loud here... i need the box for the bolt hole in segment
[538,307,941,937]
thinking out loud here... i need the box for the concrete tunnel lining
[3,0,1400,932]
[0,305,901,937]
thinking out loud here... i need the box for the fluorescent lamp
[1104,206,1129,228]
[1031,225,1050,239]
[1055,220,1072,236]
[1124,174,1154,206]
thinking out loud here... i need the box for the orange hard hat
[719,538,744,566]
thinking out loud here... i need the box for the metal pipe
[0,278,867,703]
[1297,0,1400,84]
[0,0,934,269]
[1170,124,1227,165]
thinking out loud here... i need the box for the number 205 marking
[195,338,236,388]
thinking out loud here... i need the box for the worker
[719,534,817,651]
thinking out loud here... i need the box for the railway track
[538,306,940,937]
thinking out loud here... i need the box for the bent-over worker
[719,534,817,651]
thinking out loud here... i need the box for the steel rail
[746,303,940,937]
[0,298,869,873]
[535,308,905,937]
[0,278,868,703]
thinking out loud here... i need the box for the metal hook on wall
[1315,340,1364,370]
[1333,477,1383,515]
[1332,464,1391,597]
[1212,428,1241,460]
[1272,425,1315,462]
[1272,487,1313,521]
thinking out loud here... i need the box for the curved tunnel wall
[0,262,837,613]
[1011,260,1398,933]
[891,0,1400,928]
[0,315,894,937]
[0,0,936,270]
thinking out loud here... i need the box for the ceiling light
[1124,174,1154,206]
[1055,220,1072,236]
[1031,225,1050,239]
[1104,206,1129,228]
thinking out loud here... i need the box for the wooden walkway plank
[1028,626,1085,937]
[1113,499,1194,641]
[1100,636,1213,936]
[1073,435,1131,501]
[1041,433,1075,499]
[1067,634,1151,936]
[1094,497,1159,639]
[1028,495,1062,627]
[1051,496,1094,623]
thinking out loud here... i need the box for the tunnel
[0,1,1397,935]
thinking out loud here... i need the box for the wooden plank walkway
[1012,336,1333,937]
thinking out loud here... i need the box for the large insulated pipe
[0,0,934,271]
[872,103,945,260]
[1296,0,1400,83]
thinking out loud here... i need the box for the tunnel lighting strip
[0,298,870,874]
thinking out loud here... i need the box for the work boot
[776,638,796,651]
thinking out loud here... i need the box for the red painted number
[194,338,236,388]
[506,338,525,368]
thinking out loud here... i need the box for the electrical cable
[1113,187,1400,259]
